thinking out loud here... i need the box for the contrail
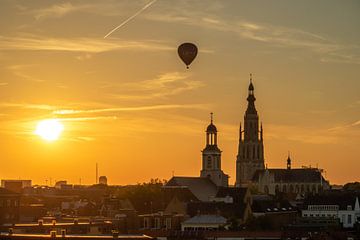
[104,0,157,39]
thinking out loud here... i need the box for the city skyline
[0,0,359,185]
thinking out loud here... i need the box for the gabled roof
[252,168,325,183]
[165,177,218,202]
[162,186,199,203]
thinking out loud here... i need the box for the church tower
[236,75,265,187]
[200,113,229,187]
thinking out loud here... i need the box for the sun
[35,119,64,141]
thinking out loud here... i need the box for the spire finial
[210,112,213,123]
[250,73,252,83]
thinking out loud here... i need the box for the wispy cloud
[0,82,8,86]
[32,2,82,20]
[144,10,360,65]
[54,104,208,115]
[0,36,172,53]
[109,72,205,100]
[0,102,54,110]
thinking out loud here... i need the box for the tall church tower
[200,113,229,187]
[236,75,265,187]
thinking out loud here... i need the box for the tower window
[207,157,212,169]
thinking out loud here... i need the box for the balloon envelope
[178,43,198,68]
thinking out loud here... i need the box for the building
[235,76,328,194]
[236,75,265,187]
[181,215,227,231]
[165,114,229,199]
[0,188,20,224]
[99,176,108,185]
[253,158,329,195]
[1,180,32,193]
[302,191,360,228]
[200,113,229,187]
[165,177,218,202]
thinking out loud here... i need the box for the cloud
[265,124,339,144]
[0,82,8,86]
[0,102,54,110]
[109,72,205,100]
[32,2,79,20]
[54,104,208,115]
[0,36,173,53]
[144,10,360,65]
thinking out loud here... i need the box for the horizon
[0,0,359,186]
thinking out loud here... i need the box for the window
[207,157,212,169]
[165,218,171,230]
[155,218,160,229]
[143,218,150,229]
[348,215,352,224]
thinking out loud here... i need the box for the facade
[302,192,360,228]
[1,180,32,193]
[0,188,20,224]
[181,215,227,231]
[253,157,330,195]
[236,77,265,187]
[200,113,229,187]
[235,77,328,193]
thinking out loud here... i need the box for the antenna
[96,163,98,184]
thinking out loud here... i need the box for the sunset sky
[0,0,359,186]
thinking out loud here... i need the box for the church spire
[246,74,257,114]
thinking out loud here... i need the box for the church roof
[252,168,325,183]
[162,186,199,203]
[165,177,218,202]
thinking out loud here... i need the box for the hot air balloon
[178,43,198,69]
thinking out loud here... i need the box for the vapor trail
[104,0,157,39]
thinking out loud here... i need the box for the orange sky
[0,1,359,186]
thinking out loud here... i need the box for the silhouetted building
[1,180,31,193]
[165,177,218,202]
[253,159,329,195]
[236,76,265,187]
[302,191,360,228]
[99,176,108,185]
[0,188,20,224]
[235,77,328,194]
[200,113,229,187]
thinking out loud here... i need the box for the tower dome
[206,112,217,132]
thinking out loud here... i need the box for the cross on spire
[210,112,213,123]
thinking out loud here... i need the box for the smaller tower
[200,113,228,187]
[287,152,291,170]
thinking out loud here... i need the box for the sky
[0,0,359,186]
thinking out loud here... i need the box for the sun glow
[35,119,64,141]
